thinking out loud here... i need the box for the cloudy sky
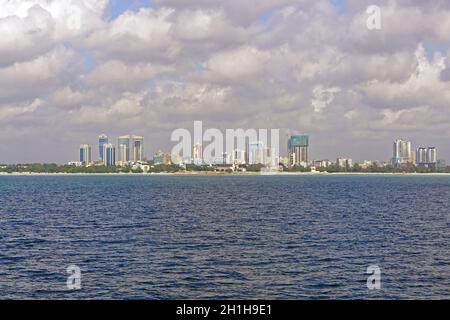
[1,0,450,164]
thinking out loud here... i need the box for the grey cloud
[154,0,297,25]
[1,0,450,163]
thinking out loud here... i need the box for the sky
[1,0,450,164]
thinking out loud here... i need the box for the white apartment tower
[393,139,412,166]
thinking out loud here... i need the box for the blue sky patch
[109,0,153,20]
[329,0,347,15]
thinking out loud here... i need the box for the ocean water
[0,175,448,300]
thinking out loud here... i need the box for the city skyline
[69,130,448,167]
[1,1,450,164]
[0,1,449,303]
[73,130,446,169]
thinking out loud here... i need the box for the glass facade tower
[103,143,116,167]
[99,134,108,161]
[118,135,145,164]
[288,134,309,166]
[79,144,92,164]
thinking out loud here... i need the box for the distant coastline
[3,163,450,176]
[2,171,450,177]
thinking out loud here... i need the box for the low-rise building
[314,160,333,168]
[336,158,353,168]
[153,151,172,165]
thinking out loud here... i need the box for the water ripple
[0,175,449,299]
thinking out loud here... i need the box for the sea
[0,175,449,299]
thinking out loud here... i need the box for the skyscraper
[288,134,309,166]
[248,141,265,165]
[79,144,92,165]
[103,143,116,167]
[118,135,144,164]
[192,142,203,165]
[98,134,108,161]
[393,139,412,167]
[416,147,427,165]
[427,147,437,165]
[416,146,437,168]
[118,135,131,165]
[131,135,144,162]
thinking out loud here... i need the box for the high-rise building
[393,139,412,167]
[117,135,145,165]
[98,134,108,161]
[131,135,144,162]
[79,144,92,165]
[427,147,437,165]
[248,141,265,165]
[416,147,437,168]
[117,144,128,165]
[192,142,203,165]
[103,143,116,167]
[118,135,131,165]
[288,134,309,166]
[416,147,427,165]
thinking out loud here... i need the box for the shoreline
[1,171,450,177]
